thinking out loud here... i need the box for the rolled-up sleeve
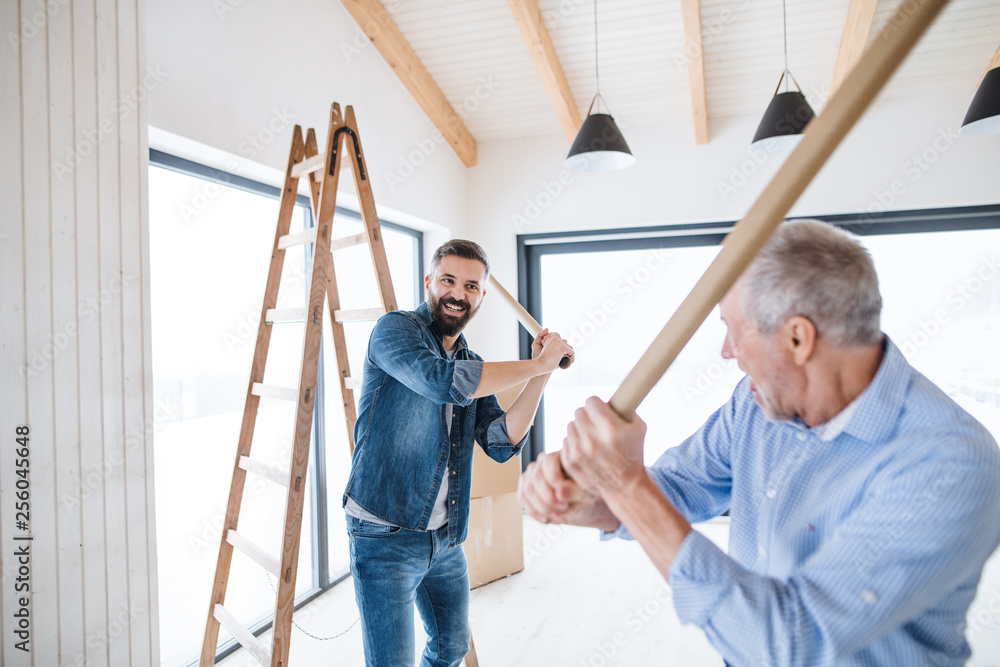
[368,313,482,406]
[475,394,526,463]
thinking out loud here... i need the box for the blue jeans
[347,515,472,667]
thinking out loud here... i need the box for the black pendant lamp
[565,0,634,171]
[750,0,815,153]
[960,66,1000,135]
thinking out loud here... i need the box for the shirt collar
[415,301,469,353]
[829,336,911,444]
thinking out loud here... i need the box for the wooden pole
[488,274,572,368]
[608,0,948,420]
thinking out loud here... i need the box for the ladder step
[213,604,270,666]
[251,382,299,402]
[334,307,385,323]
[330,232,368,252]
[343,376,363,391]
[277,227,317,249]
[226,529,280,577]
[265,307,306,324]
[239,456,288,488]
[290,152,325,178]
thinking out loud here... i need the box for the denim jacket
[343,302,526,547]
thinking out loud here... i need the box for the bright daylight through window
[536,226,1000,462]
[148,160,420,666]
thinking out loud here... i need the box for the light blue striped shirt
[620,338,1000,665]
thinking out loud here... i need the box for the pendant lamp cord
[594,0,601,112]
[782,0,789,91]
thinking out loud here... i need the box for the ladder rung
[251,382,299,402]
[343,376,363,391]
[290,152,325,178]
[239,456,288,488]
[226,529,280,577]
[330,232,368,251]
[278,227,317,249]
[265,307,306,324]
[213,604,270,666]
[334,307,385,323]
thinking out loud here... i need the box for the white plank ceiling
[387,0,1000,143]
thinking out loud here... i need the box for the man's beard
[428,293,480,337]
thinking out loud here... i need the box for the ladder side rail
[200,126,307,667]
[268,103,346,667]
[344,105,398,314]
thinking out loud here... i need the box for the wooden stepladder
[199,103,397,666]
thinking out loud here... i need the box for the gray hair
[431,239,490,278]
[739,219,882,347]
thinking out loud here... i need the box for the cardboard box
[470,382,524,499]
[464,492,524,589]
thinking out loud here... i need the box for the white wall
[463,90,1000,361]
[146,0,467,242]
[1,1,157,665]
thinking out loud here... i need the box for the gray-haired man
[520,219,1000,666]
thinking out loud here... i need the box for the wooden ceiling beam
[978,43,1000,87]
[831,0,879,94]
[507,0,581,142]
[680,0,709,145]
[339,0,477,167]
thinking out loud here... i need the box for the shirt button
[451,500,456,505]
[797,432,807,441]
[452,443,457,447]
[758,546,767,557]
[766,488,777,499]
[862,590,878,604]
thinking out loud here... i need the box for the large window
[149,152,421,666]
[520,207,1000,462]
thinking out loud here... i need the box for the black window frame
[149,150,423,664]
[517,203,1000,464]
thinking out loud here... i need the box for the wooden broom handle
[487,274,572,369]
[609,0,948,420]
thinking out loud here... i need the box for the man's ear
[783,315,817,366]
[424,273,431,291]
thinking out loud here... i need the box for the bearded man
[344,239,573,666]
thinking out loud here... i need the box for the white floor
[219,516,1000,666]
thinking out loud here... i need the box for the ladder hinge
[313,305,321,323]
[285,567,292,583]
[304,388,312,403]
[295,476,301,492]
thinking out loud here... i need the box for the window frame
[149,150,422,664]
[516,204,1000,464]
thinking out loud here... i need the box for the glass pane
[150,166,314,666]
[537,227,1000,462]
[540,245,743,462]
[865,228,1000,442]
[324,222,421,582]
